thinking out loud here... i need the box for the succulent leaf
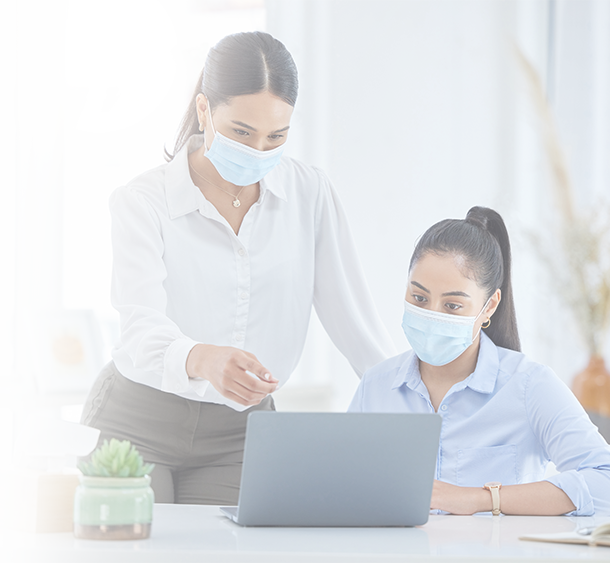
[78,438,155,478]
[118,466,130,478]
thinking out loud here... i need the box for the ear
[195,94,210,129]
[485,289,502,319]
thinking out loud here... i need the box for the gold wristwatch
[483,482,502,516]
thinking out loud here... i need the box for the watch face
[485,481,502,488]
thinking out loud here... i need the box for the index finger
[237,371,278,395]
[237,355,279,384]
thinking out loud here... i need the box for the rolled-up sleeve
[312,169,396,377]
[110,186,208,396]
[526,366,610,515]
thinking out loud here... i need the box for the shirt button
[238,248,245,256]
[235,334,244,342]
[440,405,448,411]
[240,292,248,299]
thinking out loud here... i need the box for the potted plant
[74,438,155,540]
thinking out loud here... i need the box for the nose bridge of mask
[205,101,285,161]
[404,295,491,322]
[403,300,476,326]
[216,134,285,161]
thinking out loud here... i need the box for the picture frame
[24,309,103,395]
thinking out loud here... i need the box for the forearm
[433,480,576,515]
[499,481,576,515]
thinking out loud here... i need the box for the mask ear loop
[203,97,217,152]
[472,295,494,342]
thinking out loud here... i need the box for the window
[0,0,16,375]
[0,0,16,463]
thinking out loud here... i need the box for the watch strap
[483,482,502,516]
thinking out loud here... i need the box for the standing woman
[81,31,395,504]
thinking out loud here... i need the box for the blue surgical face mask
[401,298,491,366]
[203,108,285,186]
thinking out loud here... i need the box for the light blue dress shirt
[348,332,610,515]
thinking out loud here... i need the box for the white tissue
[13,414,100,473]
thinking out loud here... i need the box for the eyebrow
[410,281,471,298]
[231,120,290,134]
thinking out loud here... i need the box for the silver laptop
[220,412,442,527]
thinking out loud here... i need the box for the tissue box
[3,469,81,534]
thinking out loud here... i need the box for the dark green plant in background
[78,438,155,478]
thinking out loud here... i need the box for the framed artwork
[25,309,103,395]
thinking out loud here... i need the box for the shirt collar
[165,135,287,219]
[260,166,288,202]
[465,331,500,394]
[391,351,421,391]
[391,331,500,394]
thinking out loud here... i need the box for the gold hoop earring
[482,318,491,329]
[198,121,204,132]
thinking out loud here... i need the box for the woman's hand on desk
[430,480,491,515]
[186,344,279,406]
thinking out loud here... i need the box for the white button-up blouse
[110,135,396,411]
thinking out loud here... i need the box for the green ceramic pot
[73,475,154,540]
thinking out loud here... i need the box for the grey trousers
[81,362,274,505]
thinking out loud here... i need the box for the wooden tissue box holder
[0,464,80,533]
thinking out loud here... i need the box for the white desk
[8,504,610,563]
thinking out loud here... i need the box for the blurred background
[1,0,609,444]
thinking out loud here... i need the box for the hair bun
[465,207,489,230]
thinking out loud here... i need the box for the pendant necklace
[189,161,247,208]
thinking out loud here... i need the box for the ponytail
[409,206,521,352]
[465,207,520,351]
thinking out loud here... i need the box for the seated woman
[349,206,610,516]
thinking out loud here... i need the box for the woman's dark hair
[166,31,298,160]
[409,206,521,352]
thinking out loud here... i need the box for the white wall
[267,0,610,410]
[8,0,610,409]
